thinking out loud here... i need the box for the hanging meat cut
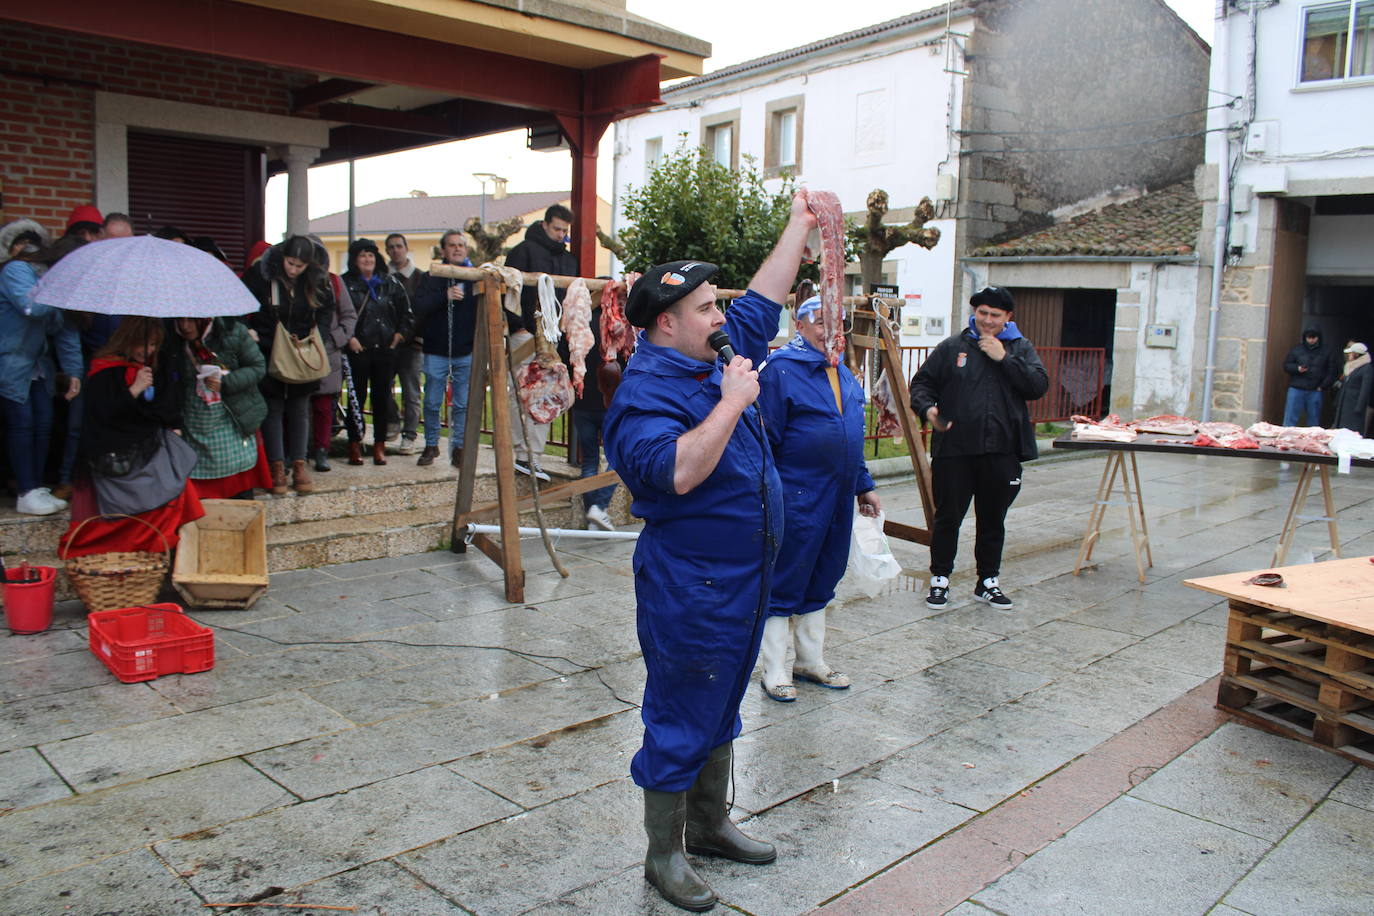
[871,370,901,438]
[802,189,846,367]
[560,278,594,397]
[599,275,634,363]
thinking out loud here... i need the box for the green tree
[616,146,799,291]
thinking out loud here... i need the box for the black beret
[626,260,720,328]
[969,286,1015,312]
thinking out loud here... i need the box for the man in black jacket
[910,287,1049,611]
[1281,325,1337,426]
[411,230,476,468]
[503,204,577,479]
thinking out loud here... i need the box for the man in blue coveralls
[603,193,815,912]
[755,295,881,702]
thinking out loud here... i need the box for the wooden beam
[457,471,622,526]
[292,78,375,111]
[316,102,456,137]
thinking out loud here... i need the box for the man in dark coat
[910,286,1049,612]
[502,204,576,478]
[1282,325,1337,426]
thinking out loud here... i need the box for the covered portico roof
[6,0,709,165]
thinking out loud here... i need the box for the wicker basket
[61,514,171,613]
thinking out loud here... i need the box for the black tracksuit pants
[929,453,1023,580]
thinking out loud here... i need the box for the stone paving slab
[1105,618,1229,678]
[0,746,70,811]
[963,619,1139,677]
[1129,722,1353,841]
[40,691,354,793]
[444,709,640,809]
[0,678,182,753]
[144,645,402,713]
[157,765,519,901]
[970,795,1270,916]
[1329,765,1374,812]
[1008,654,1207,733]
[397,778,644,915]
[699,773,973,916]
[1221,799,1374,916]
[0,758,293,888]
[246,669,633,799]
[875,705,1113,813]
[1,846,205,915]
[274,859,473,915]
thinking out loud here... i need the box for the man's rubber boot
[685,743,776,864]
[643,790,715,912]
[792,608,850,688]
[758,615,796,702]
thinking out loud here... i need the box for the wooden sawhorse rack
[1272,463,1340,568]
[1073,450,1153,584]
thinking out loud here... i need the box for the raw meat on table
[1130,414,1198,436]
[802,189,846,368]
[1197,421,1245,439]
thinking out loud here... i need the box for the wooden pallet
[1188,557,1374,768]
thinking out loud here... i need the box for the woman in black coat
[1332,342,1372,434]
[340,238,414,466]
[242,235,334,494]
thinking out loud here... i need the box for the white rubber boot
[758,615,795,701]
[792,608,850,689]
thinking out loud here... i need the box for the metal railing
[856,345,1106,451]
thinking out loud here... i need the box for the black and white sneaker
[926,575,950,610]
[974,577,1013,610]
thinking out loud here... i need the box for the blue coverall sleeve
[724,289,783,364]
[606,405,684,496]
[755,361,789,452]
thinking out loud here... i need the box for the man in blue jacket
[754,295,880,702]
[910,287,1048,612]
[604,193,814,912]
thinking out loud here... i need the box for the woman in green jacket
[169,316,272,499]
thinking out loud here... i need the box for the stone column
[279,144,320,238]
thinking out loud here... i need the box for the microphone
[707,329,736,363]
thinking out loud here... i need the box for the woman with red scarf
[59,317,203,559]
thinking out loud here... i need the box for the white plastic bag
[848,510,901,598]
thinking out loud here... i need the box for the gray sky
[272,0,1216,235]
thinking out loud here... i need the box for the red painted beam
[584,55,664,118]
[7,0,663,116]
[316,103,456,137]
[292,78,376,111]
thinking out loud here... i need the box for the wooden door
[1008,287,1064,347]
[1263,199,1311,422]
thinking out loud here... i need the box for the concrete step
[3,443,634,605]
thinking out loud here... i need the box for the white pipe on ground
[463,524,639,542]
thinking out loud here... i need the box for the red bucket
[3,566,57,634]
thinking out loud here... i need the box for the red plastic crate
[87,603,215,683]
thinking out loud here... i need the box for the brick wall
[0,21,315,236]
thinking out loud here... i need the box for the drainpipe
[1201,6,1233,422]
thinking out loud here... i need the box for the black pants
[929,453,1022,580]
[345,347,398,445]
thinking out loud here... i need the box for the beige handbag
[267,281,329,384]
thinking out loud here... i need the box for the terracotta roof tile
[309,191,570,235]
[971,181,1201,258]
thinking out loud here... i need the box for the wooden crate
[172,499,268,609]
[1187,558,1374,769]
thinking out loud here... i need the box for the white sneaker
[585,505,615,531]
[37,487,67,511]
[397,436,418,456]
[16,488,61,516]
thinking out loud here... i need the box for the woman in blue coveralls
[755,295,881,701]
[603,194,815,912]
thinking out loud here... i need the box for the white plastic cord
[536,273,561,345]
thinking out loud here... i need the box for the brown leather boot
[269,460,288,495]
[291,459,313,494]
[417,445,440,467]
[347,441,364,466]
[372,442,387,465]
